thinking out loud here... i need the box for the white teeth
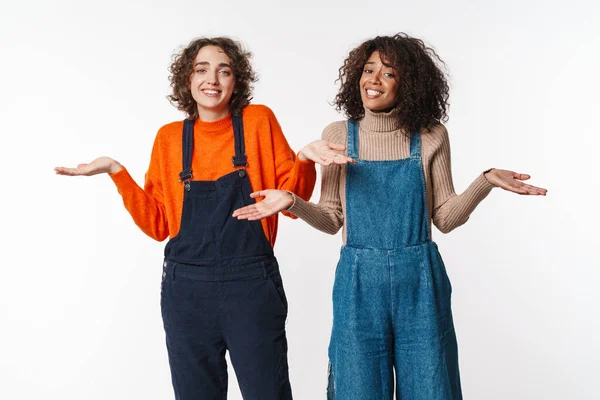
[204,90,219,94]
[367,89,383,95]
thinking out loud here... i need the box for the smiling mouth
[365,89,383,98]
[202,89,221,97]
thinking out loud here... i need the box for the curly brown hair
[335,33,450,133]
[168,37,257,118]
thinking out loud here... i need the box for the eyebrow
[193,61,232,68]
[364,61,395,68]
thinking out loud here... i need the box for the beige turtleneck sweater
[287,108,495,243]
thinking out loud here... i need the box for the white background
[1,0,598,399]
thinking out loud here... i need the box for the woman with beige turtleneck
[234,34,546,399]
[284,108,496,240]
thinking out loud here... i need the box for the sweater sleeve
[265,108,317,219]
[429,125,495,233]
[287,122,345,234]
[109,131,170,241]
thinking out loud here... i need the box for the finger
[529,188,547,196]
[519,182,547,196]
[54,167,81,176]
[523,187,538,195]
[528,184,547,193]
[502,182,528,194]
[525,185,546,195]
[243,210,268,220]
[232,209,248,218]
[232,205,257,217]
[329,153,355,163]
[240,213,262,220]
[330,154,356,164]
[234,205,258,213]
[513,172,530,181]
[248,209,274,221]
[240,204,271,217]
[250,191,267,198]
[236,211,260,220]
[329,154,352,164]
[522,189,545,196]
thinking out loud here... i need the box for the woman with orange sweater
[55,37,316,400]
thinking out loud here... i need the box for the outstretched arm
[430,126,547,233]
[55,138,170,242]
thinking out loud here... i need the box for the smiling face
[359,50,399,112]
[190,45,236,121]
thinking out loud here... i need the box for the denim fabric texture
[327,120,462,400]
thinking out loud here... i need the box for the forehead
[365,50,391,66]
[194,45,231,64]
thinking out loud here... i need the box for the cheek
[189,76,200,90]
[359,75,368,87]
[386,82,399,98]
[225,77,236,92]
[190,83,201,97]
[358,78,368,94]
[359,87,368,103]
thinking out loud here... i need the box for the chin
[200,101,225,109]
[365,103,384,112]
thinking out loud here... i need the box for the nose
[206,70,219,85]
[368,69,381,84]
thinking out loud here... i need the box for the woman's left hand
[484,169,547,195]
[298,140,355,166]
[232,190,294,220]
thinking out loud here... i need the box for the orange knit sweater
[109,104,316,246]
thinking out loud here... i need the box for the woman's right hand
[54,156,123,176]
[298,140,355,166]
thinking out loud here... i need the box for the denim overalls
[327,120,462,399]
[160,116,292,400]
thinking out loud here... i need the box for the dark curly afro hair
[335,33,450,133]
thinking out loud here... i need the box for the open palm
[232,190,293,221]
[299,140,354,166]
[484,169,547,195]
[54,157,122,176]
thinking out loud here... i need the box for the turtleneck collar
[360,106,401,133]
[194,113,233,133]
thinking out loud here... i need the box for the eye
[363,69,373,74]
[196,68,207,73]
[383,72,395,78]
[219,70,231,76]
